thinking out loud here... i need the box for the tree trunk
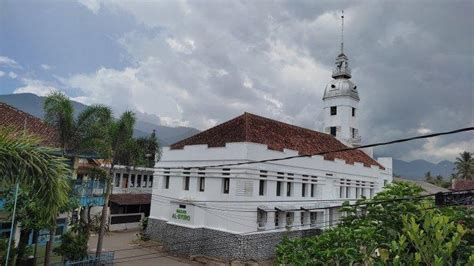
[33,230,39,266]
[95,164,114,258]
[15,228,29,266]
[44,224,56,266]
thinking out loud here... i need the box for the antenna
[341,10,344,54]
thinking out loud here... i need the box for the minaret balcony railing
[332,67,351,77]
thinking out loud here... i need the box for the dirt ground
[88,230,192,266]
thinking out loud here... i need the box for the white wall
[150,142,392,234]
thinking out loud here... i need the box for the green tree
[96,111,137,257]
[454,151,473,180]
[43,91,112,265]
[114,130,160,167]
[0,129,70,265]
[425,171,433,183]
[276,182,473,265]
[386,205,469,265]
[54,230,88,262]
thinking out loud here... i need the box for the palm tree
[0,129,70,265]
[96,111,136,257]
[43,92,112,264]
[454,151,473,180]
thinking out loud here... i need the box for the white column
[294,211,301,229]
[265,211,275,230]
[279,212,287,228]
[303,211,310,228]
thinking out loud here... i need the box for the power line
[153,127,473,169]
[106,197,467,264]
[109,203,463,264]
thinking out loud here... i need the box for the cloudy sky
[0,0,472,162]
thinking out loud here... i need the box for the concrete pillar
[302,211,310,228]
[265,211,275,230]
[279,212,287,228]
[294,211,301,229]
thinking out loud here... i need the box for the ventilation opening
[331,84,336,89]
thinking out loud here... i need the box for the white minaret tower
[323,10,361,147]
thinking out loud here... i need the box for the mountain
[0,93,200,146]
[393,159,455,180]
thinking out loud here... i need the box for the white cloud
[166,38,196,54]
[41,64,51,70]
[8,72,18,79]
[404,138,474,163]
[417,127,432,134]
[13,79,58,96]
[0,71,4,77]
[77,0,101,14]
[0,56,20,68]
[54,1,472,162]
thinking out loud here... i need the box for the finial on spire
[340,10,344,54]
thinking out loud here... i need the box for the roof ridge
[0,101,46,124]
[244,112,330,137]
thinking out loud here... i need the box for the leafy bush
[54,231,88,262]
[276,183,473,265]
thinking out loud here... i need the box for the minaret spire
[340,10,344,54]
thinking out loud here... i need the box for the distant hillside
[0,93,200,146]
[393,159,455,180]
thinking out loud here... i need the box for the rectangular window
[346,186,350,198]
[143,175,147,187]
[257,210,267,228]
[259,180,265,196]
[330,126,337,137]
[130,174,135,187]
[330,106,337,115]
[302,183,306,197]
[352,107,356,117]
[276,181,282,196]
[356,187,360,198]
[361,187,365,197]
[199,177,205,192]
[136,175,141,187]
[311,184,315,197]
[340,186,344,198]
[149,176,153,188]
[274,212,280,227]
[164,169,170,189]
[310,212,317,227]
[286,182,292,197]
[114,173,120,187]
[223,178,230,194]
[370,188,374,198]
[184,176,190,191]
[352,128,356,138]
[300,212,305,226]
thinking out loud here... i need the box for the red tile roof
[170,112,384,169]
[452,179,474,191]
[110,193,151,205]
[0,101,59,147]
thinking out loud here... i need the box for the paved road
[88,230,191,266]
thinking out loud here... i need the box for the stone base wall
[146,218,321,261]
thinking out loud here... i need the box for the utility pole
[5,181,20,266]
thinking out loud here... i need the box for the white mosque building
[147,14,392,262]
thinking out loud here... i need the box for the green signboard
[172,208,191,221]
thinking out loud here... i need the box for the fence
[51,252,114,266]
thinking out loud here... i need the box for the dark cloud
[6,0,472,162]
